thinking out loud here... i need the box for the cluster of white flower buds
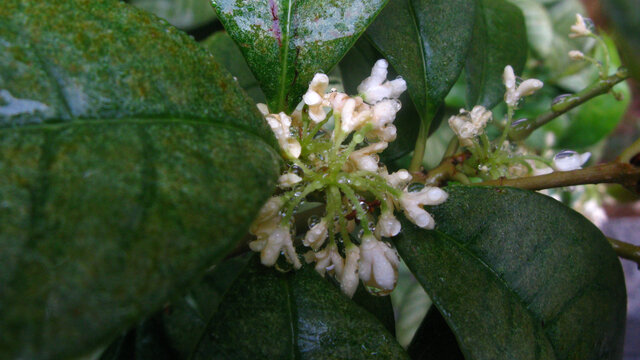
[250,60,447,297]
[503,65,544,108]
[448,105,492,147]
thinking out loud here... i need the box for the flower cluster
[250,60,447,297]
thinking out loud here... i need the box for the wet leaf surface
[366,0,475,126]
[211,0,389,112]
[0,1,280,358]
[395,186,626,360]
[466,0,528,109]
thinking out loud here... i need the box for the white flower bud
[469,105,492,129]
[303,73,329,122]
[265,112,301,159]
[326,92,351,113]
[568,50,585,60]
[357,59,407,104]
[369,124,397,142]
[314,243,344,277]
[385,169,412,189]
[256,103,269,116]
[302,218,328,250]
[341,98,372,133]
[399,187,448,229]
[569,14,591,38]
[503,65,543,108]
[376,210,401,237]
[259,225,301,269]
[358,235,399,291]
[553,150,591,171]
[278,173,302,188]
[340,245,360,297]
[346,142,388,172]
[250,197,283,230]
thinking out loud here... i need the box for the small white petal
[278,173,303,188]
[553,150,591,171]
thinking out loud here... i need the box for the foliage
[0,0,635,359]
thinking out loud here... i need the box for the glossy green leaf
[130,0,217,30]
[394,186,626,360]
[366,0,476,125]
[192,256,409,359]
[202,31,266,103]
[0,1,280,358]
[603,0,640,81]
[408,305,464,360]
[351,284,396,336]
[211,0,389,112]
[339,38,420,162]
[466,0,527,109]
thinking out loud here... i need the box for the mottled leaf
[339,38,420,162]
[466,0,527,109]
[0,1,280,358]
[366,0,475,126]
[211,0,389,112]
[394,186,626,360]
[192,256,409,359]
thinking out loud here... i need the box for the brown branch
[474,162,640,192]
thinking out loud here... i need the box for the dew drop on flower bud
[307,215,321,228]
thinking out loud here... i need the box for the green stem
[509,68,629,141]
[337,183,372,236]
[608,237,640,267]
[282,181,323,225]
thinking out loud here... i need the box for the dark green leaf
[130,0,217,30]
[366,0,476,125]
[395,186,626,360]
[339,38,420,162]
[408,305,464,360]
[0,1,280,358]
[162,255,252,358]
[202,31,267,103]
[211,0,389,112]
[100,255,252,360]
[192,256,409,359]
[466,0,527,109]
[603,0,640,81]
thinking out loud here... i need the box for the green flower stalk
[249,60,448,297]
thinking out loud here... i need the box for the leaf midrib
[276,0,294,111]
[407,0,429,118]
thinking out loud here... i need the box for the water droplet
[307,215,321,229]
[274,255,294,273]
[364,285,393,296]
[511,118,527,127]
[554,150,577,160]
[407,182,425,193]
[551,93,572,106]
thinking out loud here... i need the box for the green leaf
[408,305,464,360]
[0,1,280,358]
[339,38,420,162]
[506,0,553,57]
[202,31,267,103]
[130,0,217,30]
[394,186,626,359]
[556,80,630,149]
[211,0,389,112]
[466,0,528,109]
[366,0,476,125]
[603,0,640,81]
[192,256,409,359]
